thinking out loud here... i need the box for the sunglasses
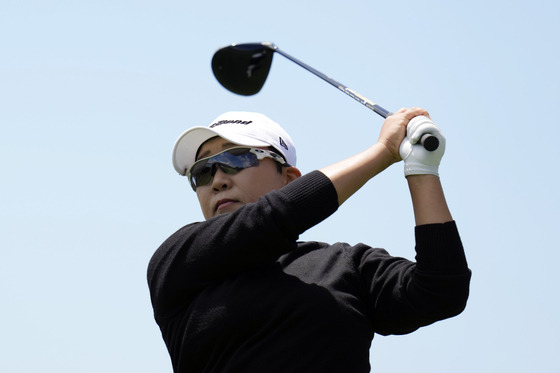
[188,147,288,191]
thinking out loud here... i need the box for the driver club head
[211,43,275,96]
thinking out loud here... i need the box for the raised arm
[319,107,430,205]
[322,108,470,334]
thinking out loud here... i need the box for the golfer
[148,107,471,372]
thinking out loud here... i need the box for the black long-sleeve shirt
[148,171,471,372]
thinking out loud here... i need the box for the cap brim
[172,126,270,176]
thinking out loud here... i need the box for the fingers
[377,107,432,161]
[394,107,431,121]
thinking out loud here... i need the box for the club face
[211,43,274,96]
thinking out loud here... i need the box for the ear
[283,166,302,185]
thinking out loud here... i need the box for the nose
[211,165,233,191]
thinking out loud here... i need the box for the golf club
[211,42,439,151]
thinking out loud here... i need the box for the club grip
[388,113,439,151]
[420,133,439,151]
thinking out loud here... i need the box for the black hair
[268,146,289,173]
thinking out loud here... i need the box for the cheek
[196,190,213,219]
[234,166,279,201]
[250,167,285,194]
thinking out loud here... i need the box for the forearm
[319,143,396,206]
[318,108,435,206]
[407,175,452,225]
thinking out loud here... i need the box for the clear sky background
[1,1,559,372]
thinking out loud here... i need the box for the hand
[399,115,446,177]
[377,107,430,162]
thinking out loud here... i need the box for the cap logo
[209,119,253,128]
[279,137,288,151]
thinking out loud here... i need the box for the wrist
[374,141,401,167]
[403,159,440,177]
[406,174,440,183]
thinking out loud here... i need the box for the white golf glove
[399,115,446,177]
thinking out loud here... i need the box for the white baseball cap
[172,111,297,176]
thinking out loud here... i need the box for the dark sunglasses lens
[190,162,212,189]
[218,164,239,175]
[189,148,258,189]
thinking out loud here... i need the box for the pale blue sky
[1,1,559,372]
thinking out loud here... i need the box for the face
[194,137,301,220]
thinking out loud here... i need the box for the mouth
[215,199,238,213]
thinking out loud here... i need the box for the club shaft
[265,43,392,118]
[256,42,438,151]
